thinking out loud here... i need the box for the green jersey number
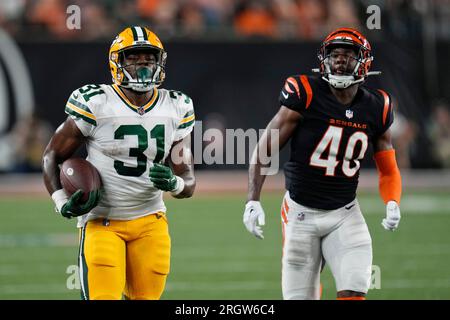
[114,124,165,177]
[79,84,105,102]
[169,90,191,104]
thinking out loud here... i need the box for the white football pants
[281,191,372,300]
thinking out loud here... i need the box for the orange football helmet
[315,28,380,89]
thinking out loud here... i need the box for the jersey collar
[111,84,159,115]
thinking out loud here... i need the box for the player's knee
[284,292,319,300]
[339,270,371,294]
[336,249,372,292]
[283,284,320,300]
[150,256,170,275]
[126,280,166,300]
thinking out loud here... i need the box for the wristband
[246,200,261,208]
[170,176,185,196]
[51,189,69,213]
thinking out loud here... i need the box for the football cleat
[109,26,167,92]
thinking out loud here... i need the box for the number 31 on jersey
[114,124,165,177]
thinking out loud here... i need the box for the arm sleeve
[64,88,97,137]
[173,93,195,141]
[374,149,402,204]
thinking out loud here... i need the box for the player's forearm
[248,113,295,202]
[173,170,195,199]
[247,162,268,202]
[247,127,273,202]
[42,118,86,195]
[42,148,63,195]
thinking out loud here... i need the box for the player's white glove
[243,201,265,239]
[382,200,401,231]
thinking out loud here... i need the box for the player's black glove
[60,189,100,219]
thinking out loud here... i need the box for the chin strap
[323,75,365,89]
[312,68,382,89]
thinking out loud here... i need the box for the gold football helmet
[109,26,167,92]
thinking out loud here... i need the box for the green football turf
[0,190,449,300]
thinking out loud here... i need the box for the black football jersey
[279,75,394,210]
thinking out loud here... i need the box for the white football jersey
[64,84,195,227]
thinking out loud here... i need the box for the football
[60,158,102,202]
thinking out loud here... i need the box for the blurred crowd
[0,111,53,173]
[0,0,449,41]
[427,100,450,168]
[0,0,450,173]
[389,99,450,170]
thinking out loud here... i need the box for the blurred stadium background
[0,0,449,300]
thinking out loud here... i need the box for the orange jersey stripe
[378,89,390,126]
[300,75,313,109]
